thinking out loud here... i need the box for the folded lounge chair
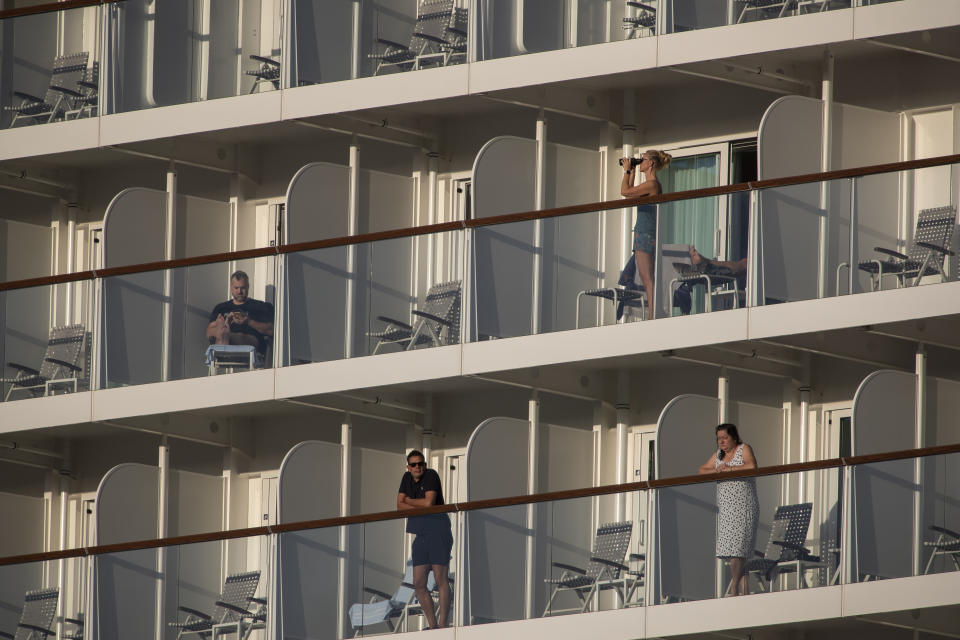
[370,281,461,354]
[2,324,86,401]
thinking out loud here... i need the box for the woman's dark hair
[716,423,742,444]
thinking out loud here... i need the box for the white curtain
[658,153,720,315]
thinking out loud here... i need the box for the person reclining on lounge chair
[688,245,747,276]
[206,270,274,360]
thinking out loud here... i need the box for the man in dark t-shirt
[397,449,452,629]
[206,270,274,358]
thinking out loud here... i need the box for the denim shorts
[632,205,656,254]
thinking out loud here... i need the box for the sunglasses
[408,461,426,468]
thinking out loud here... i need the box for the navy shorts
[632,206,656,254]
[412,528,453,567]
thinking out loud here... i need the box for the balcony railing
[0,154,958,399]
[0,443,956,639]
[0,0,908,126]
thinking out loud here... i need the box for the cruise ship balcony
[1,154,958,424]
[0,445,957,640]
[1,0,956,155]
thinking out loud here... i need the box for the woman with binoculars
[620,150,672,319]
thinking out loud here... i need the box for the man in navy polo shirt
[397,450,452,629]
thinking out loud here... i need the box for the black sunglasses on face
[408,461,426,468]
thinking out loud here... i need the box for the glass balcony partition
[852,450,960,582]
[103,0,282,114]
[475,0,656,62]
[754,163,959,306]
[663,0,851,34]
[653,467,842,603]
[471,193,742,342]
[463,488,646,624]
[0,3,102,128]
[283,228,463,365]
[100,253,277,388]
[289,0,469,87]
[1,279,93,402]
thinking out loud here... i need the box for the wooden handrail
[0,0,124,21]
[1,153,958,293]
[0,441,957,567]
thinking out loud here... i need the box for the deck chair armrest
[753,550,765,558]
[12,91,42,102]
[916,241,955,256]
[629,553,645,561]
[249,597,267,605]
[51,85,83,98]
[411,310,453,327]
[17,623,54,636]
[874,247,908,260]
[6,362,40,376]
[77,80,97,89]
[591,557,629,572]
[64,618,84,626]
[551,562,586,575]
[929,524,960,539]
[45,357,82,372]
[376,38,409,50]
[377,315,413,331]
[627,1,657,9]
[178,606,211,620]
[249,54,280,67]
[0,631,12,640]
[214,601,253,616]
[363,586,393,601]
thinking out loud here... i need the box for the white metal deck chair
[924,525,960,574]
[542,521,636,616]
[622,1,656,37]
[169,571,261,639]
[857,206,957,291]
[370,0,460,75]
[348,560,439,635]
[0,588,58,640]
[9,53,89,127]
[370,280,461,354]
[2,324,87,401]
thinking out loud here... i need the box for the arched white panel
[852,370,916,580]
[94,463,159,640]
[464,417,529,623]
[464,417,592,622]
[277,441,342,640]
[0,492,44,634]
[103,188,168,268]
[654,395,718,603]
[757,96,900,300]
[102,189,232,384]
[285,163,351,243]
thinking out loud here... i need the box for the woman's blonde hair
[644,149,673,171]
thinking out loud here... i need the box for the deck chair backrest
[907,206,956,264]
[770,503,812,561]
[759,518,790,560]
[212,571,260,624]
[586,521,633,580]
[49,53,89,105]
[414,0,456,42]
[421,280,461,345]
[38,325,86,381]
[15,588,58,640]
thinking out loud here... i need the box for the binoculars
[619,157,642,169]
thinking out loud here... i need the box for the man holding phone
[206,270,274,360]
[397,450,452,629]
